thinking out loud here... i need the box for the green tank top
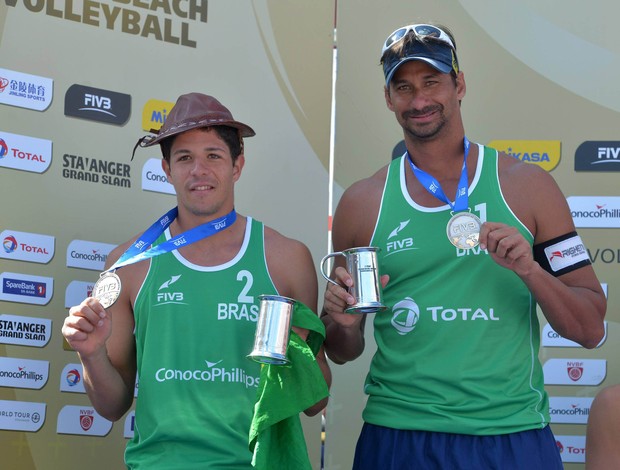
[126,217,277,469]
[366,144,548,435]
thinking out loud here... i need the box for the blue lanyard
[407,137,471,212]
[105,207,237,272]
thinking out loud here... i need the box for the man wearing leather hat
[63,92,331,469]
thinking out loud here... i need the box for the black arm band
[533,231,591,277]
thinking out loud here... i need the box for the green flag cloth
[249,302,329,470]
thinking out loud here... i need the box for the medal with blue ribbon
[92,208,237,308]
[407,137,481,249]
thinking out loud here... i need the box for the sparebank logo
[543,358,606,385]
[0,399,46,432]
[575,141,620,171]
[391,297,420,335]
[142,158,176,195]
[0,313,52,347]
[65,84,131,125]
[567,196,620,228]
[0,67,53,111]
[488,140,561,171]
[66,240,115,271]
[0,356,49,389]
[0,272,53,305]
[0,130,52,173]
[57,406,112,436]
[142,98,175,132]
[0,229,55,263]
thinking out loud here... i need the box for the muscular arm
[266,229,332,416]
[480,157,606,348]
[321,171,386,364]
[61,242,138,421]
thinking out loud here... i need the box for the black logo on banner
[64,85,131,125]
[575,141,620,172]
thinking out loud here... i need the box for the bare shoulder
[333,165,389,248]
[496,152,573,241]
[263,225,317,309]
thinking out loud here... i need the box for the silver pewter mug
[320,246,386,314]
[247,294,294,365]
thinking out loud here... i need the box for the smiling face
[385,60,465,142]
[162,127,244,222]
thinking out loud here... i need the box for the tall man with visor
[322,23,606,469]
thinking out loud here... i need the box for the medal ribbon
[407,137,471,212]
[103,207,237,273]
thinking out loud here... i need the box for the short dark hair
[160,126,243,163]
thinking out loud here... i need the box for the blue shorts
[352,423,563,470]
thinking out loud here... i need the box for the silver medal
[92,271,122,309]
[446,212,481,249]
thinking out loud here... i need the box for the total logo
[59,363,86,394]
[555,435,586,464]
[0,229,55,264]
[0,131,52,173]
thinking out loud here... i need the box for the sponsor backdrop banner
[2,1,619,470]
[327,1,619,470]
[1,1,333,469]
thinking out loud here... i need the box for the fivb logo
[65,84,131,125]
[575,141,620,172]
[155,275,186,305]
[385,220,415,256]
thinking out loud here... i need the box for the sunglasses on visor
[382,24,456,55]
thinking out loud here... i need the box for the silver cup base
[247,352,290,365]
[345,302,387,314]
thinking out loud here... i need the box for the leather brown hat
[137,93,256,148]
